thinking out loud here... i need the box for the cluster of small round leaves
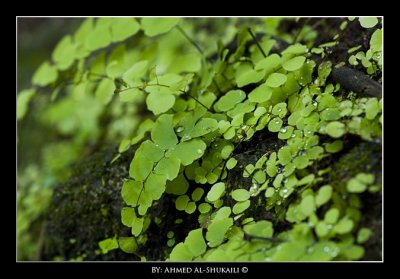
[19,17,382,261]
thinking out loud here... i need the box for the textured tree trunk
[332,67,382,98]
[42,133,382,261]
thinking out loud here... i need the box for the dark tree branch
[332,66,382,98]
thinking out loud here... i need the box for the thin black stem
[135,164,155,207]
[149,83,210,110]
[147,83,169,88]
[221,73,230,82]
[88,72,112,79]
[293,18,310,44]
[213,80,222,94]
[176,25,204,55]
[243,167,261,185]
[128,82,211,111]
[247,28,266,58]
[118,86,144,93]
[182,91,210,110]
[244,233,286,243]
[135,186,144,212]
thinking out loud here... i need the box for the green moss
[43,147,134,260]
[44,146,202,261]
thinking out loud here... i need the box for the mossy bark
[42,147,199,261]
[42,134,381,261]
[42,148,134,260]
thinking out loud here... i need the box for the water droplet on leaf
[331,251,338,257]
[176,126,184,133]
[249,184,259,196]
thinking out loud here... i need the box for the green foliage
[141,18,180,37]
[95,78,116,104]
[232,189,250,202]
[17,89,35,120]
[214,90,246,112]
[175,195,190,211]
[357,228,373,244]
[347,173,375,193]
[19,17,382,262]
[348,19,382,74]
[111,18,140,42]
[99,237,119,254]
[206,218,233,247]
[185,228,207,256]
[118,237,138,253]
[265,73,287,87]
[244,220,273,238]
[359,17,378,29]
[315,185,333,207]
[165,139,206,165]
[207,182,226,202]
[233,200,251,214]
[283,56,306,71]
[32,62,58,86]
[326,121,345,138]
[248,84,273,103]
